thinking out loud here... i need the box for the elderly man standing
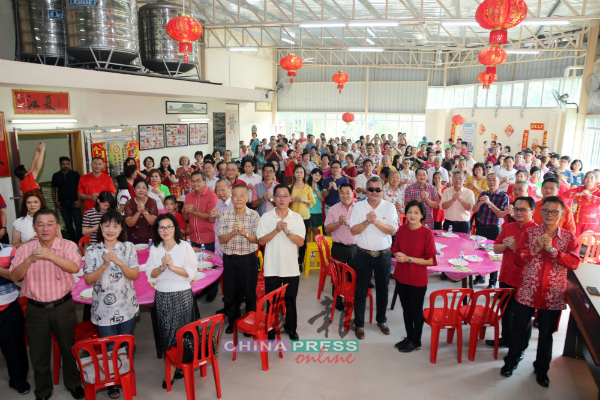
[501,197,579,388]
[251,163,278,217]
[404,168,440,230]
[441,171,475,233]
[427,156,449,185]
[183,171,219,251]
[218,185,260,334]
[209,179,234,258]
[10,209,84,400]
[349,176,398,339]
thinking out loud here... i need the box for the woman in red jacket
[561,171,600,236]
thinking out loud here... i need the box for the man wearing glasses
[250,163,278,217]
[257,184,305,340]
[182,171,219,251]
[404,168,440,230]
[349,176,398,339]
[531,178,576,233]
[487,196,537,353]
[501,197,579,388]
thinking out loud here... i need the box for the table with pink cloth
[73,246,223,358]
[391,230,501,283]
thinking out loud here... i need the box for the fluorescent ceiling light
[281,37,295,44]
[366,38,375,45]
[228,47,258,51]
[505,49,540,54]
[441,20,479,26]
[180,118,210,122]
[348,22,399,27]
[522,19,570,25]
[299,23,346,28]
[10,119,78,124]
[348,47,384,52]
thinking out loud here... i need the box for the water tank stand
[66,47,143,71]
[160,59,201,80]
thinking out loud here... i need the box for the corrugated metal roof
[368,81,427,113]
[277,82,366,112]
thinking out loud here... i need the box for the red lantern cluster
[166,14,203,64]
[342,112,355,125]
[451,115,466,125]
[477,71,498,89]
[332,71,349,94]
[280,54,303,83]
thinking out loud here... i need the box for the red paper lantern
[452,115,465,125]
[280,54,303,83]
[342,112,355,125]
[478,46,507,67]
[476,0,528,44]
[332,71,349,94]
[166,14,203,63]
[477,71,498,89]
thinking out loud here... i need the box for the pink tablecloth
[73,247,223,307]
[392,230,501,282]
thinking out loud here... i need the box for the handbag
[80,349,130,384]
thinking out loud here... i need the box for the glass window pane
[304,114,314,119]
[454,87,465,108]
[284,120,293,136]
[284,113,293,118]
[294,113,303,119]
[374,114,386,120]
[326,120,337,134]
[325,114,335,119]
[387,114,399,120]
[501,84,512,107]
[385,121,398,136]
[305,120,314,136]
[464,86,475,107]
[294,119,302,133]
[314,114,324,119]
[314,120,323,136]
[399,114,412,121]
[527,81,543,107]
[374,121,386,136]
[477,86,487,107]
[427,87,445,109]
[542,80,560,107]
[413,115,425,121]
[445,88,455,109]
[487,85,498,107]
[512,83,524,107]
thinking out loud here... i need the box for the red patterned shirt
[403,182,440,230]
[513,226,580,310]
[495,219,538,288]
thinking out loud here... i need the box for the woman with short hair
[12,189,61,247]
[124,179,158,244]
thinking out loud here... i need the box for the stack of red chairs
[329,259,372,331]
[315,235,333,300]
[578,231,600,264]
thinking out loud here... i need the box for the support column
[272,52,277,124]
[364,66,370,137]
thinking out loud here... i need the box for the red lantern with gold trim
[478,46,507,68]
[332,71,349,94]
[166,14,203,63]
[452,115,465,125]
[342,112,355,125]
[280,54,303,83]
[476,0,528,45]
[477,71,498,89]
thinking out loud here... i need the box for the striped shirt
[0,244,18,308]
[218,207,260,255]
[83,208,105,244]
[10,238,81,302]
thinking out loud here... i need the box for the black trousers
[223,253,258,325]
[265,275,300,332]
[397,281,427,347]
[504,302,561,374]
[443,220,471,234]
[499,282,532,349]
[191,241,215,252]
[298,219,310,264]
[330,243,356,296]
[433,221,443,230]
[26,297,81,398]
[59,200,83,243]
[0,300,29,388]
[475,224,501,285]
[354,249,391,327]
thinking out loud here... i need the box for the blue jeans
[354,250,391,328]
[94,317,135,353]
[60,201,83,243]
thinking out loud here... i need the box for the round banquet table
[73,246,223,358]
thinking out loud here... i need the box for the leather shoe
[377,323,390,335]
[535,373,550,388]
[288,331,299,340]
[486,283,496,289]
[10,381,30,395]
[174,369,184,379]
[395,337,409,349]
[243,332,252,337]
[355,327,365,339]
[518,352,525,362]
[533,318,539,328]
[335,299,345,311]
[162,378,174,389]
[35,396,51,400]
[398,340,420,353]
[67,386,85,400]
[268,331,276,340]
[440,273,448,281]
[485,338,508,347]
[473,276,486,285]
[500,363,517,377]
[225,325,234,334]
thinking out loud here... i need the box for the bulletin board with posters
[189,123,208,145]
[165,124,189,147]
[138,125,165,150]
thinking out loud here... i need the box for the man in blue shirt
[556,155,574,184]
[322,160,349,216]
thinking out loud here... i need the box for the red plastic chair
[18,297,28,346]
[256,271,266,300]
[164,314,224,399]
[72,335,136,400]
[329,260,373,331]
[233,284,288,371]
[78,235,91,256]
[398,213,407,226]
[424,288,473,364]
[458,288,514,361]
[578,231,600,264]
[315,235,333,300]
[54,321,99,385]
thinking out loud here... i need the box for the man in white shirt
[238,159,262,199]
[203,161,218,191]
[523,150,534,171]
[441,171,475,233]
[497,156,517,192]
[209,179,234,258]
[427,157,449,185]
[355,159,374,199]
[257,184,305,340]
[465,151,476,176]
[350,143,361,161]
[349,176,398,340]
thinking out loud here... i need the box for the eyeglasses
[367,187,382,193]
[541,209,561,216]
[275,194,290,198]
[263,170,274,174]
[513,208,531,213]
[486,166,493,169]
[158,225,175,232]
[191,179,204,183]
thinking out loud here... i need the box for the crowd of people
[0,130,597,398]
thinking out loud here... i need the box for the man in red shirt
[77,157,116,212]
[532,177,576,233]
[15,141,45,195]
[500,196,579,388]
[487,196,537,352]
[182,171,218,251]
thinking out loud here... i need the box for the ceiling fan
[424,50,446,66]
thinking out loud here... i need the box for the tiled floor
[1,271,598,400]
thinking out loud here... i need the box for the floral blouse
[177,167,193,193]
[383,184,405,214]
[83,241,139,326]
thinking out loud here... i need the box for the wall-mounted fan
[263,77,292,100]
[585,73,600,106]
[551,89,579,113]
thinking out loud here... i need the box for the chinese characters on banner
[125,140,140,170]
[543,131,547,146]
[450,124,456,141]
[461,122,476,152]
[12,90,70,115]
[530,123,545,130]
[522,130,529,151]
[91,142,109,175]
[225,104,239,158]
[0,112,9,177]
[107,139,125,177]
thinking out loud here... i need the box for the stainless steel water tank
[64,0,139,65]
[17,0,66,63]
[138,0,200,74]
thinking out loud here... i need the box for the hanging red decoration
[332,71,350,94]
[478,46,507,67]
[477,71,498,89]
[451,115,465,125]
[280,54,303,83]
[166,13,203,64]
[476,0,528,45]
[342,112,355,125]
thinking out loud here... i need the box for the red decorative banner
[91,142,109,175]
[542,131,547,146]
[12,90,70,115]
[477,124,486,135]
[530,123,544,130]
[504,125,514,137]
[451,124,456,141]
[522,130,529,151]
[0,112,9,177]
[125,140,140,170]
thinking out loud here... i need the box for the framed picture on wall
[255,88,272,112]
[166,101,207,115]
[165,124,189,147]
[138,124,165,150]
[0,112,10,177]
[189,123,208,145]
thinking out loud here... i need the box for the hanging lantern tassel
[166,13,203,64]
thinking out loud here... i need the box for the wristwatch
[245,232,249,238]
[286,230,293,237]
[269,197,273,202]
[408,257,412,263]
[548,246,556,254]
